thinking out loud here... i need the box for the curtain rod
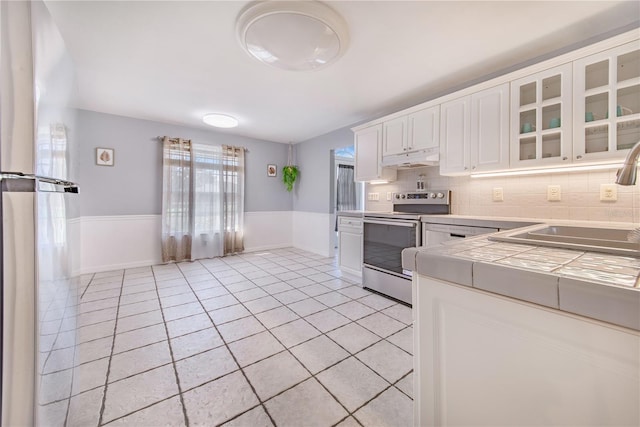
[155,136,248,152]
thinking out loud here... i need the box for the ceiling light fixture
[202,113,239,128]
[470,162,626,178]
[236,1,349,71]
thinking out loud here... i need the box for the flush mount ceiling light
[202,113,239,128]
[236,1,349,71]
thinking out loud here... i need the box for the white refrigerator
[1,1,80,425]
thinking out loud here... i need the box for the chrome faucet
[615,140,640,185]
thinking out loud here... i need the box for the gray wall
[293,126,355,214]
[77,109,292,216]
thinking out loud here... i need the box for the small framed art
[267,164,277,177]
[96,148,114,166]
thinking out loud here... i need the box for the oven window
[363,222,417,275]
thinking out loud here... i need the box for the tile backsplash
[365,166,639,224]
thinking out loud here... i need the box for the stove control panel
[394,190,450,204]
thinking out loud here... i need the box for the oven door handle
[363,219,418,227]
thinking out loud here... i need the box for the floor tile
[176,346,238,390]
[335,416,361,427]
[233,287,268,302]
[39,369,72,404]
[67,387,103,427]
[396,372,413,399]
[162,302,205,322]
[38,400,68,427]
[358,293,397,311]
[116,309,163,334]
[316,357,388,412]
[357,312,406,338]
[102,365,179,423]
[327,323,380,354]
[274,271,301,281]
[287,298,327,317]
[356,340,412,383]
[201,294,240,312]
[106,396,186,426]
[113,323,166,354]
[333,300,376,321]
[217,316,266,343]
[120,282,155,296]
[119,290,157,306]
[208,303,251,325]
[252,275,281,287]
[243,295,282,314]
[381,304,413,325]
[76,319,114,344]
[160,292,198,309]
[265,378,347,427]
[183,371,259,426]
[337,286,371,299]
[308,272,334,283]
[273,289,308,305]
[75,336,113,365]
[71,357,109,395]
[313,291,352,308]
[298,283,332,297]
[228,331,285,367]
[255,306,299,329]
[193,285,229,300]
[157,284,193,298]
[171,328,224,360]
[109,341,172,382]
[354,387,413,427]
[320,278,351,290]
[261,282,295,295]
[222,405,273,427]
[78,297,120,314]
[166,313,212,338]
[304,309,351,333]
[290,335,349,374]
[118,299,160,318]
[285,277,315,288]
[270,319,320,348]
[244,351,310,400]
[77,307,118,328]
[387,326,413,355]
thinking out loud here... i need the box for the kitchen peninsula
[402,223,640,426]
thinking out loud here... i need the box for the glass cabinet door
[573,41,640,161]
[510,63,573,167]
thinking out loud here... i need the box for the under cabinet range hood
[381,147,439,168]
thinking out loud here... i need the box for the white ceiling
[44,1,640,144]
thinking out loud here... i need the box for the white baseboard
[292,211,333,258]
[79,211,295,274]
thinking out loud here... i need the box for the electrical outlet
[600,184,617,201]
[367,192,379,201]
[547,185,561,201]
[373,193,379,201]
[386,192,392,201]
[492,187,504,202]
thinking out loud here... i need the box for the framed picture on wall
[267,164,277,177]
[96,147,114,166]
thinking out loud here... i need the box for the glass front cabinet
[510,64,573,167]
[573,41,640,162]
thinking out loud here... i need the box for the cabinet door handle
[562,157,568,161]
[576,155,583,160]
[472,166,476,170]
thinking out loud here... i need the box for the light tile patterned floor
[41,248,413,427]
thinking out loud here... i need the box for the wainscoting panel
[292,211,333,258]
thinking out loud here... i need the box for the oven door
[363,218,420,277]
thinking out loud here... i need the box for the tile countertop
[403,222,640,332]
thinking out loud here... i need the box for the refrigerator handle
[0,172,79,193]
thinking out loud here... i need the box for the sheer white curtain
[161,137,244,263]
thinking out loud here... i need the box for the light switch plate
[547,185,561,201]
[386,192,392,201]
[492,187,504,202]
[600,184,617,201]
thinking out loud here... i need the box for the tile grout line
[177,260,279,427]
[95,272,126,427]
[150,266,191,427]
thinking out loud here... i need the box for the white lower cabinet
[337,216,362,278]
[413,275,639,427]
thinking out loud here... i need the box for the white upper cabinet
[382,106,440,158]
[573,41,640,162]
[510,63,573,168]
[354,124,397,182]
[440,84,508,175]
[382,116,408,156]
[408,106,440,152]
[470,83,510,172]
[440,96,471,175]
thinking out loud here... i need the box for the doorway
[332,145,364,252]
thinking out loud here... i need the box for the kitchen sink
[489,225,640,257]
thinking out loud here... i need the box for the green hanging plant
[282,143,298,192]
[282,165,299,192]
